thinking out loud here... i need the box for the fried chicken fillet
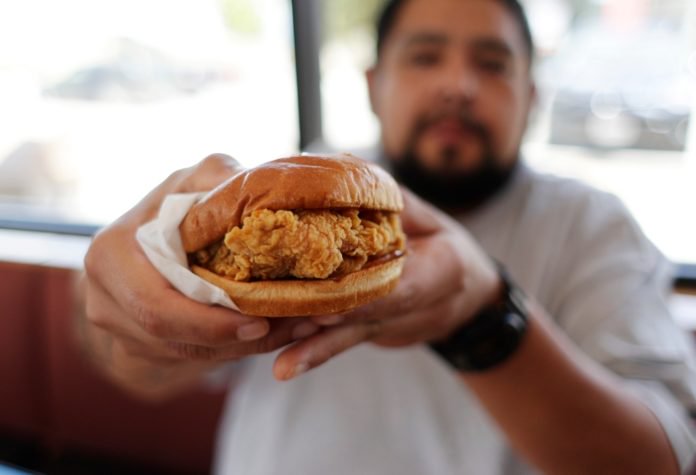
[195,209,404,281]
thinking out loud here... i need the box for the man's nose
[437,58,479,104]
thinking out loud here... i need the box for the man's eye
[408,52,440,67]
[476,58,508,75]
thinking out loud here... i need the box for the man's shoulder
[505,165,648,258]
[521,165,659,265]
[522,166,627,221]
[525,166,613,204]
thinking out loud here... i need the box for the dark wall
[0,262,226,475]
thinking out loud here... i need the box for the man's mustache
[412,109,490,142]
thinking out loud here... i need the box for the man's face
[368,0,535,207]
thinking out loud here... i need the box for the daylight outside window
[0,0,298,226]
[319,0,696,267]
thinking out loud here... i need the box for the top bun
[180,153,403,253]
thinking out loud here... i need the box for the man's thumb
[183,153,245,193]
[399,187,444,237]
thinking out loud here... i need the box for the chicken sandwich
[179,153,406,316]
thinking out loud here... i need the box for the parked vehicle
[544,23,692,151]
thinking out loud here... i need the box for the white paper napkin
[136,192,239,310]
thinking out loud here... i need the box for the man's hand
[272,189,501,380]
[79,154,319,399]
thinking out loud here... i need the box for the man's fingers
[125,286,270,347]
[84,278,154,342]
[275,297,462,380]
[399,187,444,237]
[311,314,345,326]
[369,296,459,347]
[120,279,270,347]
[88,239,270,347]
[181,153,245,193]
[162,318,319,362]
[314,236,463,325]
[272,320,382,380]
[88,277,318,363]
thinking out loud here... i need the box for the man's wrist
[475,265,507,317]
[429,264,529,372]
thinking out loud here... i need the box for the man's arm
[462,300,679,474]
[272,189,687,473]
[275,291,681,473]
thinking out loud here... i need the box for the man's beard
[387,111,518,211]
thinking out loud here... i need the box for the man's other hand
[272,188,501,380]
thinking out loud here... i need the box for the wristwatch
[429,265,529,372]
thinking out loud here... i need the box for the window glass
[320,0,696,265]
[320,0,382,150]
[0,0,298,225]
[525,0,695,265]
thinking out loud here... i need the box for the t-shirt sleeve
[550,191,696,470]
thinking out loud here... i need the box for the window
[0,0,298,228]
[319,0,382,151]
[319,0,696,267]
[525,0,696,268]
[2,0,695,272]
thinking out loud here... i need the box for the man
[80,0,696,473]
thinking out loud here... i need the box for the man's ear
[520,80,538,127]
[527,81,538,113]
[365,66,379,115]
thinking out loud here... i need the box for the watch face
[467,311,528,371]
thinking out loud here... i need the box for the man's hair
[375,0,534,62]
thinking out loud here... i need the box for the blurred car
[43,38,233,103]
[544,23,692,151]
[44,64,174,102]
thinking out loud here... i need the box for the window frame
[0,0,694,287]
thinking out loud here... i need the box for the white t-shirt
[213,164,696,475]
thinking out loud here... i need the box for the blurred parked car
[544,23,692,151]
[43,38,235,103]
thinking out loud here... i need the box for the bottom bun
[191,256,405,317]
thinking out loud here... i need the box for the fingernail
[237,322,268,341]
[286,362,309,379]
[292,322,320,340]
[315,314,344,325]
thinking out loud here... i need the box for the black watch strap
[429,265,529,372]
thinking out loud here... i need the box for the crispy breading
[195,209,405,281]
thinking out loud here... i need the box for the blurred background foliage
[322,0,384,41]
[220,0,261,34]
